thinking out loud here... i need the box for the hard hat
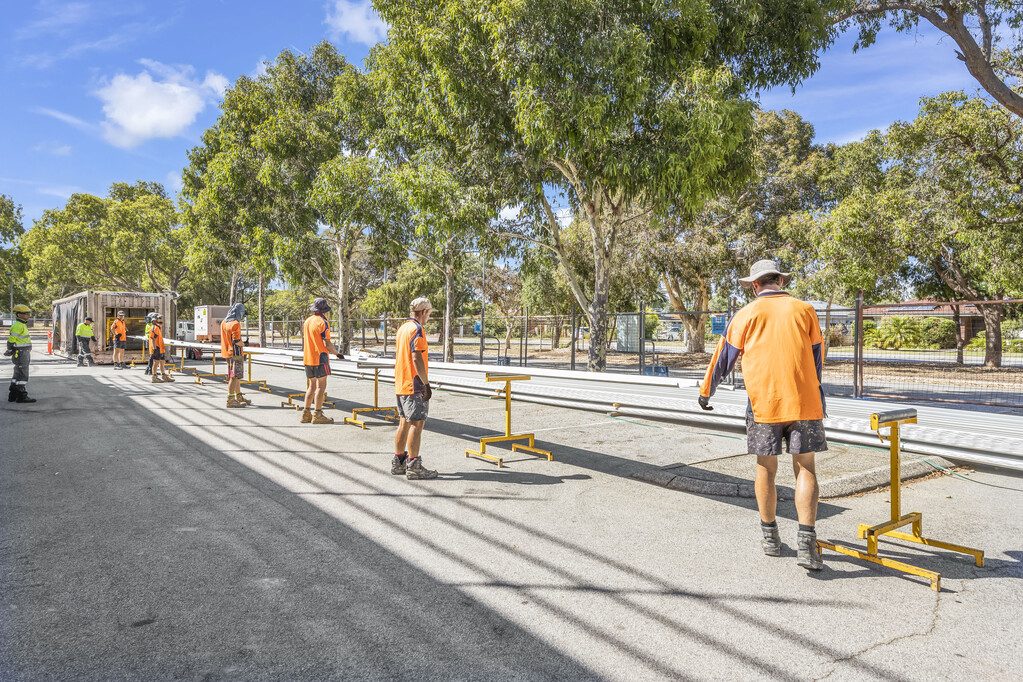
[13,304,30,314]
[117,310,126,316]
[145,312,156,321]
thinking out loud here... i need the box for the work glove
[3,349,12,357]
[698,395,713,411]
[115,334,122,341]
[335,352,345,361]
[423,384,433,402]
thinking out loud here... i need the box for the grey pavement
[2,346,1022,680]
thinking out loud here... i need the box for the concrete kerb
[631,455,956,499]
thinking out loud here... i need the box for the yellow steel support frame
[238,352,270,393]
[817,413,984,591]
[465,374,553,468]
[344,368,398,429]
[191,352,224,386]
[281,377,335,410]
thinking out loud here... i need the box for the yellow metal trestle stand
[192,353,225,386]
[466,374,553,468]
[281,378,335,410]
[344,368,398,428]
[817,408,984,591]
[238,352,270,393]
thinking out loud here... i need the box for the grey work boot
[797,530,824,571]
[761,524,781,557]
[406,457,438,480]
[391,454,408,475]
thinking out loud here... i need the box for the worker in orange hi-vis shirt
[220,303,249,409]
[110,310,128,370]
[699,259,826,572]
[148,313,173,384]
[300,298,344,424]
[390,296,438,481]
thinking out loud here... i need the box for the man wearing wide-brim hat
[699,258,827,571]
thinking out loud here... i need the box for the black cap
[85,317,93,322]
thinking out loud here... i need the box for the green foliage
[1,194,26,313]
[644,313,660,341]
[374,0,839,370]
[877,316,922,350]
[20,182,186,308]
[918,317,957,349]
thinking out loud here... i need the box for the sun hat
[310,297,331,314]
[738,259,792,289]
[410,297,433,313]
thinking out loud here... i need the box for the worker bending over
[76,317,97,367]
[149,314,174,383]
[110,310,127,370]
[221,303,250,408]
[301,297,343,424]
[699,259,826,571]
[5,304,35,403]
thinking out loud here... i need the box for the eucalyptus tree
[884,92,1023,366]
[374,0,839,370]
[21,182,186,304]
[382,155,499,361]
[835,1,1023,117]
[1,194,25,313]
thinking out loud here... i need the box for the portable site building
[51,291,176,365]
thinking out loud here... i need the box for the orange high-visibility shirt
[302,314,330,366]
[111,318,126,340]
[149,324,165,354]
[220,319,242,358]
[700,291,825,423]
[394,319,428,396]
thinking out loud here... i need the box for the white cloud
[498,205,521,221]
[32,141,72,156]
[34,107,93,131]
[324,1,387,46]
[252,57,269,79]
[94,60,227,148]
[38,185,84,199]
[15,1,91,40]
[164,170,183,195]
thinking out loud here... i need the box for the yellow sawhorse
[281,377,335,410]
[238,352,270,393]
[817,408,984,591]
[465,374,553,468]
[191,352,227,386]
[345,368,398,428]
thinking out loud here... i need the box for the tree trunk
[552,315,563,349]
[444,265,455,362]
[587,260,611,372]
[228,268,239,306]
[953,305,964,365]
[336,242,353,355]
[503,315,514,356]
[977,302,1003,368]
[257,273,266,348]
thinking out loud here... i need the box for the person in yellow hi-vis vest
[75,317,98,367]
[5,304,35,403]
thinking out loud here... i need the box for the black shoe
[7,391,15,403]
[16,395,36,404]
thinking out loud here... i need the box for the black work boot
[797,529,823,571]
[15,393,36,404]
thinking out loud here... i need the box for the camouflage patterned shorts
[745,415,828,457]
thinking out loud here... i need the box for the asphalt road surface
[2,350,1021,680]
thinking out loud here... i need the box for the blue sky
[1,1,979,227]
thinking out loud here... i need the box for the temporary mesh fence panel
[244,300,1023,409]
[857,300,1023,408]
